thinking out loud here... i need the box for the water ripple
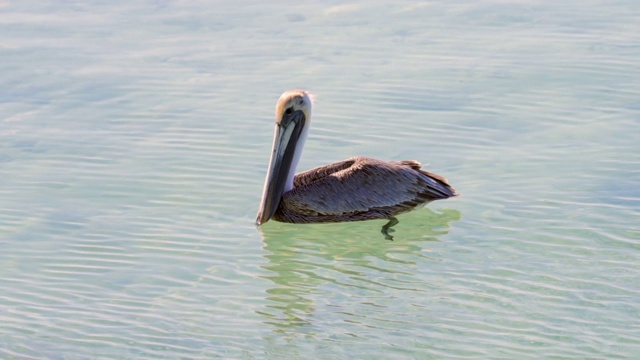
[2,0,640,358]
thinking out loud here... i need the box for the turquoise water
[2,1,639,358]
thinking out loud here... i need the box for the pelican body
[256,90,457,226]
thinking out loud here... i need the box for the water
[1,1,639,358]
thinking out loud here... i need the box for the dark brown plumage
[273,156,457,223]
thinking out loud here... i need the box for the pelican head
[256,90,313,225]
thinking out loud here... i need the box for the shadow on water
[256,208,461,333]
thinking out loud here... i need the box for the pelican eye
[284,107,293,115]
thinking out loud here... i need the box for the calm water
[2,1,639,358]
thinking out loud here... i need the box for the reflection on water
[258,209,461,332]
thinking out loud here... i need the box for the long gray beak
[255,110,306,225]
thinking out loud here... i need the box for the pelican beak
[256,110,306,225]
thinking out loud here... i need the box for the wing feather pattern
[274,156,457,223]
[293,159,356,188]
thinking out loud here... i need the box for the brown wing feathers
[277,157,456,223]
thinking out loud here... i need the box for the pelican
[256,90,457,237]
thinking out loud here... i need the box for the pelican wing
[281,156,456,221]
[293,159,356,188]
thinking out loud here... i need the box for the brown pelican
[256,90,457,238]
